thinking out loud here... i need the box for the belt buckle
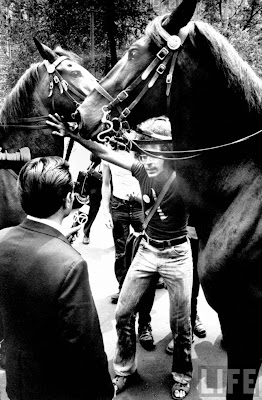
[165,240,171,248]
[158,240,166,250]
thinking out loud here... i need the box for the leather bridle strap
[104,47,173,120]
[89,21,189,127]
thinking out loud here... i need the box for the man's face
[138,144,165,178]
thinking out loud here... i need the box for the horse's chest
[197,186,262,309]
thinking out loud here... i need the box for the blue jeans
[110,196,144,289]
[83,175,102,237]
[113,237,193,383]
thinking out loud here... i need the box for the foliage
[199,0,262,76]
[0,0,262,90]
[0,0,154,88]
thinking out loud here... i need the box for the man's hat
[132,116,172,148]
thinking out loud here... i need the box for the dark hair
[17,156,74,218]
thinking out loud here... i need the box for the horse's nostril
[71,109,81,123]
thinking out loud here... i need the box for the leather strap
[143,170,176,230]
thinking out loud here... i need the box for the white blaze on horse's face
[56,59,97,97]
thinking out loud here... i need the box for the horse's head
[0,40,99,158]
[77,0,198,140]
[34,38,98,119]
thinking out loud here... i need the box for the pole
[90,6,95,76]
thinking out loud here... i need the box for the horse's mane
[0,63,40,127]
[146,16,262,113]
[192,21,262,112]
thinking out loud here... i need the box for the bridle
[0,55,87,132]
[79,15,262,161]
[44,56,87,112]
[81,15,190,148]
[0,55,89,162]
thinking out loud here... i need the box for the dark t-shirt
[131,162,188,240]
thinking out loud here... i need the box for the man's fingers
[52,131,64,137]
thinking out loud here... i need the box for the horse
[0,39,97,230]
[74,0,262,398]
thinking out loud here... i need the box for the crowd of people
[0,114,208,400]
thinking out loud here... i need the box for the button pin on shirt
[143,194,150,203]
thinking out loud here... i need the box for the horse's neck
[0,101,64,159]
[178,152,262,237]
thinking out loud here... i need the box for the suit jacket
[0,218,114,400]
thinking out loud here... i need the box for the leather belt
[144,233,187,249]
[112,195,141,205]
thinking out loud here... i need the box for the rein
[125,127,262,161]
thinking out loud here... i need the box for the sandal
[112,374,135,395]
[171,380,190,399]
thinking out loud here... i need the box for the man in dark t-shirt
[47,114,193,400]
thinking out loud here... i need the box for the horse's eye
[129,49,139,60]
[70,70,82,77]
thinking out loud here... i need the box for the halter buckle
[156,64,166,75]
[117,90,129,102]
[121,108,131,118]
[166,74,172,84]
[157,47,169,61]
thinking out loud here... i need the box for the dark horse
[74,0,262,398]
[0,40,97,229]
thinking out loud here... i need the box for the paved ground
[0,143,261,399]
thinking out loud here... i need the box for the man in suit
[0,156,114,400]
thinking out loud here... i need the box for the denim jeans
[110,196,144,289]
[113,237,193,383]
[83,175,102,238]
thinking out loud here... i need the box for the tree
[200,0,262,76]
[1,0,261,90]
[0,0,154,88]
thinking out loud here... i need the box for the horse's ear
[162,0,198,34]
[33,37,58,63]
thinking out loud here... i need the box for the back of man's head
[18,156,73,218]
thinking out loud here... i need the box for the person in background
[46,114,193,400]
[71,153,102,245]
[101,147,157,351]
[82,153,102,244]
[101,150,144,303]
[0,156,114,400]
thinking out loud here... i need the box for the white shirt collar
[27,215,65,235]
